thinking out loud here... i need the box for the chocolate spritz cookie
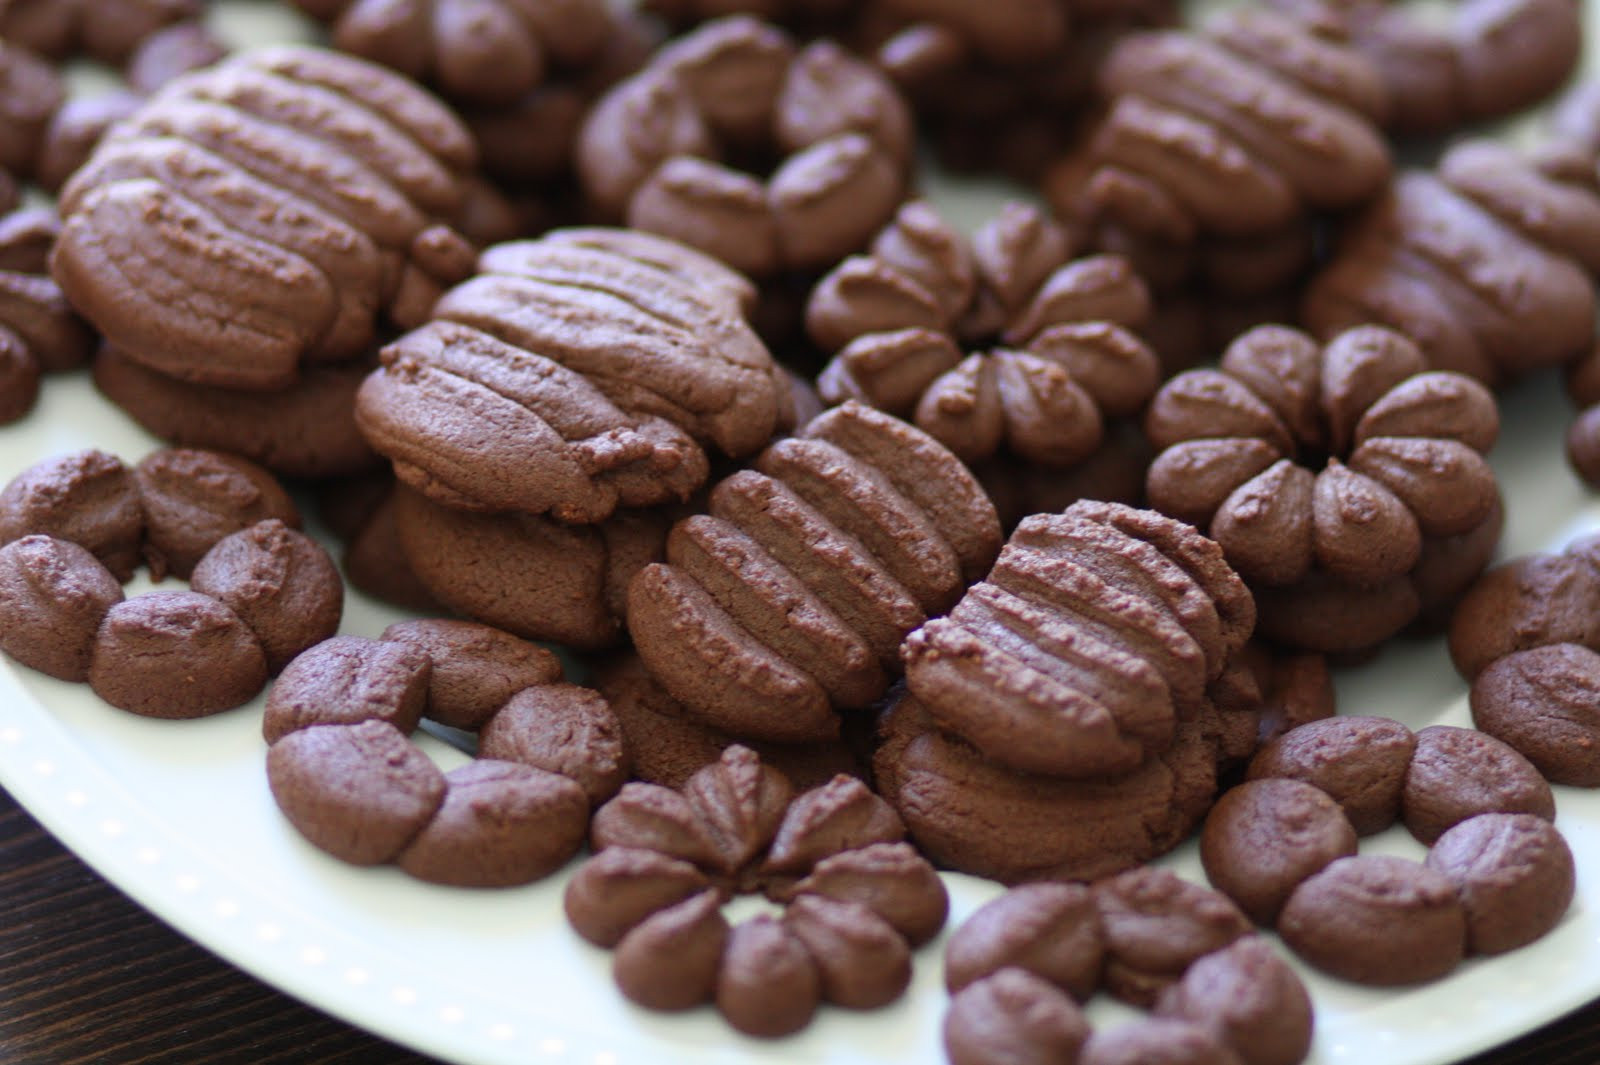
[391,485,676,650]
[873,692,1223,884]
[1304,139,1600,385]
[1268,0,1580,133]
[291,0,616,108]
[1146,325,1501,653]
[577,16,914,280]
[1562,343,1600,491]
[0,208,94,424]
[266,625,623,886]
[592,652,860,791]
[807,199,1160,519]
[1201,717,1572,986]
[1047,9,1389,361]
[642,0,1179,184]
[945,875,1312,1065]
[93,345,379,479]
[0,448,342,717]
[357,227,789,524]
[902,499,1255,779]
[0,0,202,67]
[627,400,1001,743]
[1471,643,1600,786]
[1448,533,1600,679]
[566,745,947,1036]
[54,45,482,392]
[0,40,65,206]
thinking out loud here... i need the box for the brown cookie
[809,199,1158,478]
[0,535,123,681]
[295,0,617,107]
[1201,778,1358,925]
[88,591,268,719]
[266,719,446,865]
[1304,141,1598,385]
[1145,325,1500,654]
[261,635,431,745]
[318,477,440,612]
[1246,716,1417,835]
[1470,643,1600,786]
[944,882,1104,1000]
[396,760,590,886]
[357,229,787,522]
[1402,725,1556,844]
[478,683,628,806]
[0,449,144,582]
[133,448,300,581]
[944,967,1091,1065]
[1278,855,1466,985]
[578,17,913,278]
[1425,813,1575,956]
[379,619,561,731]
[592,652,860,791]
[189,520,343,675]
[1092,867,1252,1007]
[93,346,379,479]
[628,401,999,743]
[55,46,480,390]
[904,501,1250,779]
[0,0,202,66]
[392,485,671,651]
[571,746,943,1034]
[0,208,95,425]
[1153,937,1314,1065]
[1450,549,1600,679]
[874,695,1218,884]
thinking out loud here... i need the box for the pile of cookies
[3,0,1600,1059]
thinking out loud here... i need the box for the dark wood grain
[0,782,1594,1065]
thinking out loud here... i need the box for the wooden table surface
[1,785,1595,1065]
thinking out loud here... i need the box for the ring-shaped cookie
[577,16,915,278]
[1201,715,1574,986]
[564,745,948,1037]
[943,869,1314,1065]
[0,447,342,717]
[263,621,629,888]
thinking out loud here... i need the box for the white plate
[8,2,1600,1063]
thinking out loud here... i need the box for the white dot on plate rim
[594,1053,618,1065]
[0,726,22,743]
[257,923,282,943]
[135,847,159,864]
[538,1036,565,1055]
[99,818,123,836]
[214,899,239,918]
[489,1023,515,1041]
[439,1006,464,1024]
[34,759,55,777]
[64,790,87,807]
[391,987,417,1006]
[301,946,326,966]
[345,967,369,986]
[174,874,199,893]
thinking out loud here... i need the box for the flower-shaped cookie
[1146,324,1501,653]
[944,875,1313,1065]
[577,16,914,278]
[808,199,1159,470]
[565,745,948,1036]
[0,209,94,424]
[292,0,617,107]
